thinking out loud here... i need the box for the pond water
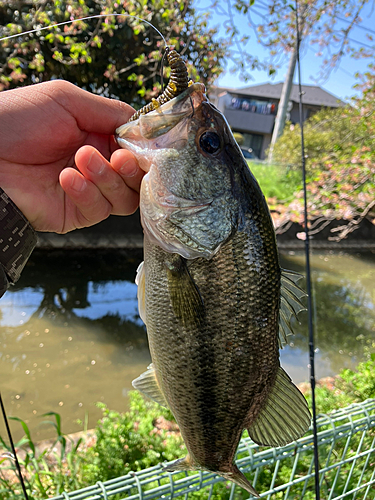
[0,249,374,442]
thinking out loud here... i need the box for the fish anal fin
[132,363,168,408]
[248,367,311,447]
[165,255,205,327]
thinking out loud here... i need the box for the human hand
[0,80,143,233]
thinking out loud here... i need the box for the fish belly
[143,229,281,470]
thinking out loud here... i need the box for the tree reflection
[31,283,90,322]
[290,276,374,362]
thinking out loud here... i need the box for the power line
[335,15,375,36]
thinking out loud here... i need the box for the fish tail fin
[164,458,259,498]
[218,465,260,498]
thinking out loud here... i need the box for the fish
[116,82,311,497]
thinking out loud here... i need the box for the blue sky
[196,1,375,102]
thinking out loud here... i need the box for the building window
[229,97,276,115]
[233,131,263,159]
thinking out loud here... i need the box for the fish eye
[199,131,221,154]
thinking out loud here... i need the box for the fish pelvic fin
[218,465,260,498]
[247,366,311,447]
[163,454,194,473]
[164,458,259,498]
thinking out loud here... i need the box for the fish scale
[144,225,279,467]
[116,82,311,497]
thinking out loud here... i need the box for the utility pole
[268,48,297,163]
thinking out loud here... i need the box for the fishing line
[0,12,171,113]
[295,2,321,499]
[0,392,29,500]
[0,13,168,47]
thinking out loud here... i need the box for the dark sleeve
[0,188,37,298]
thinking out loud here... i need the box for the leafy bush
[268,68,375,237]
[304,353,375,414]
[248,161,301,202]
[82,392,185,484]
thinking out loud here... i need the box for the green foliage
[0,0,226,107]
[0,412,85,499]
[269,68,375,235]
[305,353,375,414]
[82,392,185,484]
[248,161,301,202]
[271,107,375,167]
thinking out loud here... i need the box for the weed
[0,412,85,499]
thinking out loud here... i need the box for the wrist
[0,188,37,297]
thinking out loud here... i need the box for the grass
[247,160,302,201]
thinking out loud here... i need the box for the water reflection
[0,249,374,441]
[280,251,375,381]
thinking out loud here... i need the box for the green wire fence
[51,399,375,500]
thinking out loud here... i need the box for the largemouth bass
[116,83,311,497]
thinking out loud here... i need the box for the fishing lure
[128,47,190,122]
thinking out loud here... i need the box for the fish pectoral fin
[165,255,205,327]
[132,363,168,408]
[279,269,307,347]
[135,261,146,324]
[247,367,311,447]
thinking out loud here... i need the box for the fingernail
[87,152,105,174]
[71,174,87,192]
[120,159,139,177]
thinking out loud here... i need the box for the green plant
[267,68,375,238]
[304,352,375,414]
[82,391,185,484]
[0,412,85,499]
[1,356,375,499]
[0,0,226,105]
[248,161,302,202]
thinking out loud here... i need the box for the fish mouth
[115,83,207,167]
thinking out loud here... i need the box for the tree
[206,0,375,158]
[210,0,375,81]
[270,66,375,240]
[0,0,226,106]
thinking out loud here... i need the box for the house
[209,83,343,159]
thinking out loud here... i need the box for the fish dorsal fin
[165,255,205,327]
[132,363,168,408]
[247,367,311,447]
[135,261,146,324]
[279,269,307,347]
